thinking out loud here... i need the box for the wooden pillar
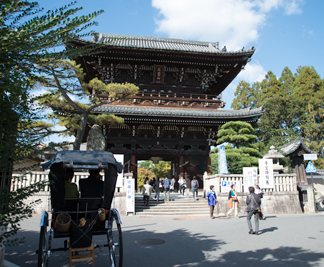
[131,153,137,190]
[207,155,211,174]
[179,154,184,175]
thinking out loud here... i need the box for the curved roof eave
[70,33,255,57]
[280,136,314,155]
[93,105,265,120]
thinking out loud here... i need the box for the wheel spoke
[107,213,123,267]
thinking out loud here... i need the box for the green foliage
[38,60,139,150]
[138,160,171,179]
[210,121,261,174]
[0,0,104,247]
[0,178,49,248]
[232,66,324,168]
[137,168,154,189]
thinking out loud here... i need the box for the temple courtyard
[4,211,324,266]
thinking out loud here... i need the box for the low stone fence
[11,171,126,215]
[203,173,310,214]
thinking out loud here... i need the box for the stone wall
[204,173,304,214]
[212,191,302,215]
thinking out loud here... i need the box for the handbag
[252,195,261,213]
[211,192,218,203]
[252,195,263,220]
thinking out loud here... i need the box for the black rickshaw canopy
[42,150,123,210]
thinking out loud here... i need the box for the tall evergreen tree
[292,66,324,167]
[231,66,324,168]
[0,0,105,247]
[210,121,261,174]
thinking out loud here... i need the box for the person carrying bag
[246,186,262,235]
[205,185,218,219]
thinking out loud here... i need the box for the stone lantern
[263,146,285,174]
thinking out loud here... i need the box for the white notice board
[259,159,274,189]
[243,167,258,192]
[114,154,124,188]
[126,178,135,215]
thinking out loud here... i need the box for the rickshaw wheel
[38,225,49,267]
[107,215,123,267]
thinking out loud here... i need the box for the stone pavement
[5,212,324,266]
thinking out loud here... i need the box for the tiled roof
[91,33,255,55]
[93,105,264,119]
[280,137,313,155]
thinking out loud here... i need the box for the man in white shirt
[178,174,186,195]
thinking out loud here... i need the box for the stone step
[136,211,209,216]
[135,198,210,215]
[136,205,206,209]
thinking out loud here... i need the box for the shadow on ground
[5,223,324,267]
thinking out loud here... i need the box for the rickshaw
[37,150,123,267]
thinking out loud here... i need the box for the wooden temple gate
[70,34,264,189]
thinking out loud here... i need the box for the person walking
[226,184,239,218]
[205,185,217,219]
[178,174,186,195]
[254,183,264,220]
[143,180,152,206]
[153,177,161,201]
[191,176,199,201]
[246,186,261,235]
[170,176,176,192]
[162,175,170,201]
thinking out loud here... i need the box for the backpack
[164,179,170,188]
[191,180,198,188]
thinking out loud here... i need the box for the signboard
[126,178,135,214]
[221,180,242,193]
[218,144,228,174]
[114,154,124,188]
[243,167,258,193]
[259,159,274,189]
[303,154,317,161]
[305,161,316,173]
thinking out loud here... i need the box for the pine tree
[209,121,261,174]
[38,60,139,150]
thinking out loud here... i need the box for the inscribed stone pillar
[87,124,106,151]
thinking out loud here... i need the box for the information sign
[303,154,318,161]
[126,178,135,214]
[305,161,316,173]
[259,159,274,189]
[243,167,258,192]
[221,180,242,193]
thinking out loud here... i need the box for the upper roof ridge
[90,33,254,55]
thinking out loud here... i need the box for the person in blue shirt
[191,176,199,201]
[162,175,170,201]
[205,185,217,219]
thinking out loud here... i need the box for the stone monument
[86,124,106,151]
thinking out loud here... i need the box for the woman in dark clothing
[153,177,161,201]
[246,186,261,235]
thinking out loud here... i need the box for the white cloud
[237,62,266,83]
[284,0,303,15]
[152,0,303,50]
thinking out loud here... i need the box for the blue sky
[36,0,323,142]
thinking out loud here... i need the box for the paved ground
[5,212,324,267]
